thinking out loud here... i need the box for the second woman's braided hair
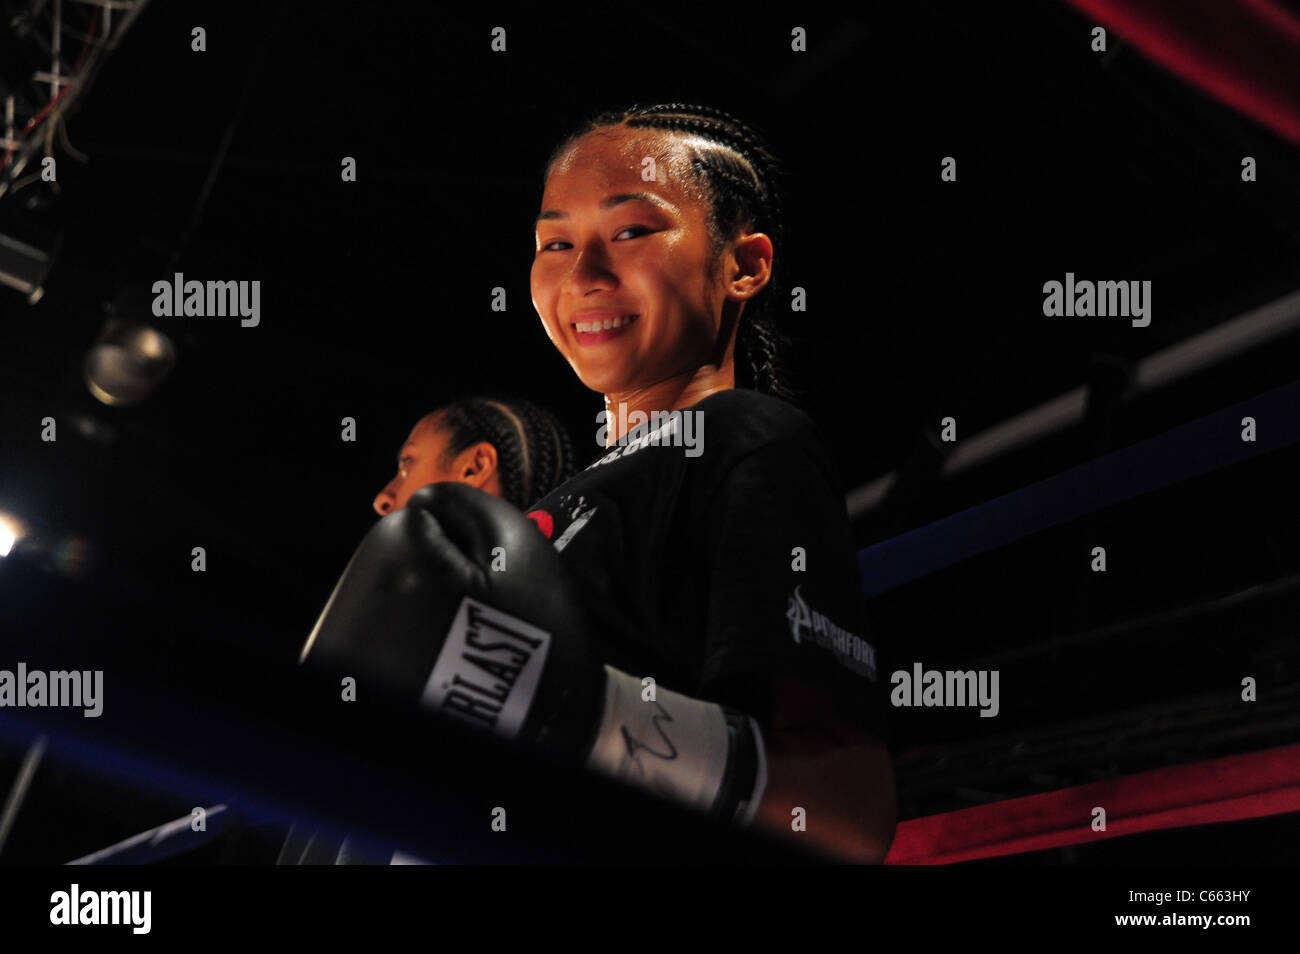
[543,103,801,406]
[434,396,578,510]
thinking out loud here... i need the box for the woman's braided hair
[543,103,801,406]
[433,396,578,510]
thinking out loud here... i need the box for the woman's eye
[539,227,651,252]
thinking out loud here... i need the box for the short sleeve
[694,440,891,747]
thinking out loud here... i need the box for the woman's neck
[602,360,735,445]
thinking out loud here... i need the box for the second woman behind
[372,396,578,517]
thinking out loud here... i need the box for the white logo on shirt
[786,585,878,681]
[553,502,598,552]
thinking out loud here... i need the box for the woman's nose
[568,242,617,292]
[373,488,398,516]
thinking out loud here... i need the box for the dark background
[0,2,1298,863]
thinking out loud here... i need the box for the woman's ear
[458,440,499,488]
[726,231,774,301]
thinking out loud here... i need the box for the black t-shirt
[526,389,891,749]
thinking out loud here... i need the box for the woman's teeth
[575,315,638,333]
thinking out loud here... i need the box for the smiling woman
[530,115,794,411]
[521,103,898,862]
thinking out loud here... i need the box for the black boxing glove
[299,482,767,825]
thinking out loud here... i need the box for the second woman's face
[531,128,729,397]
[372,418,461,516]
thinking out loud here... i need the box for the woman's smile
[571,312,641,346]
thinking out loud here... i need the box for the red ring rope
[884,743,1300,864]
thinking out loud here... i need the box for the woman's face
[531,127,733,397]
[372,415,498,516]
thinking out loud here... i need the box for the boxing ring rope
[67,804,228,866]
[884,742,1300,865]
[0,736,45,857]
[857,376,1300,598]
[1064,0,1300,150]
[847,287,1300,518]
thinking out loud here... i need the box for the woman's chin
[573,363,634,397]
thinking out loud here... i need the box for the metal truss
[0,0,150,201]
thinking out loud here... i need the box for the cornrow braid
[544,103,802,407]
[434,396,578,510]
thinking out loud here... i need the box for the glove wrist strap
[585,666,767,825]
